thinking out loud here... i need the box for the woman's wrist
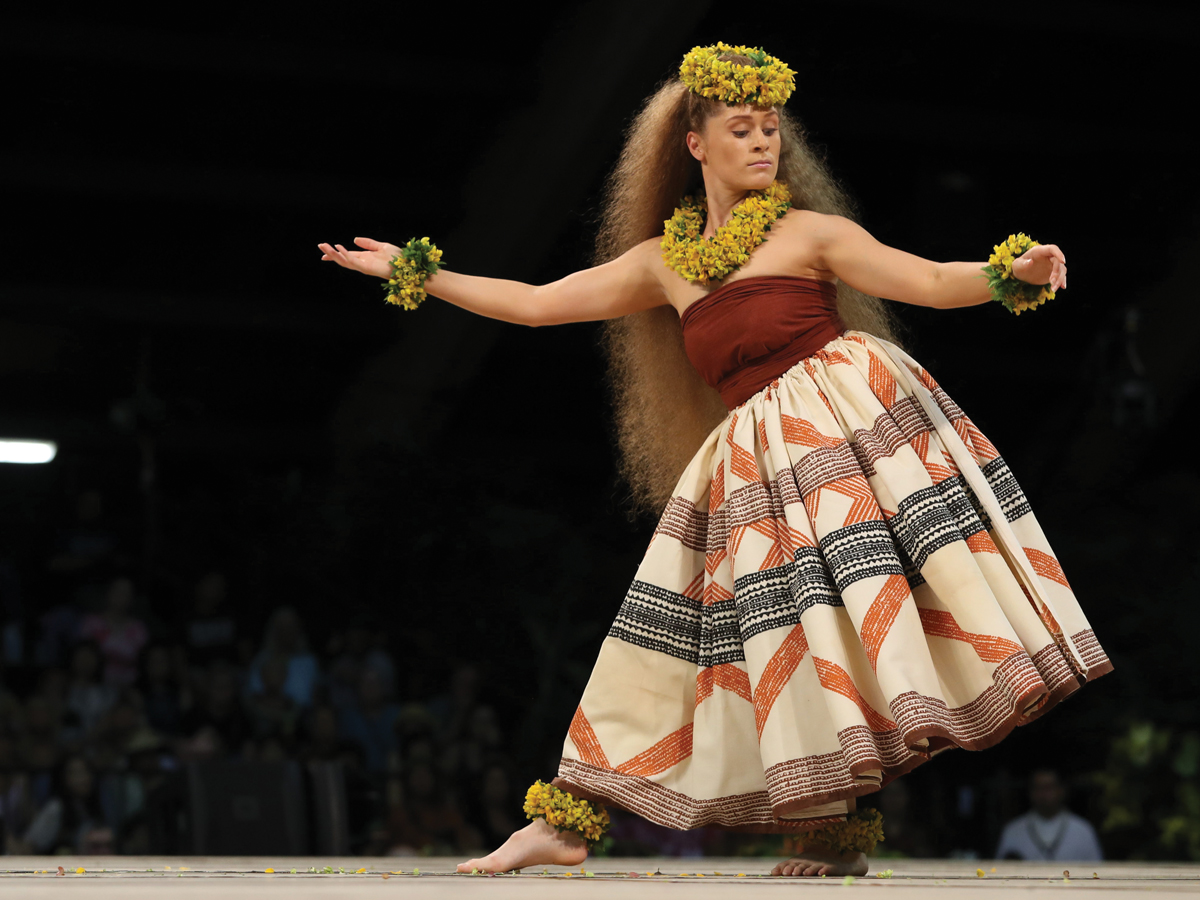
[982,233,1055,315]
[381,237,443,311]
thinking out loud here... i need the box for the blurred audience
[137,644,187,737]
[337,668,400,775]
[77,576,148,688]
[996,769,1103,861]
[326,615,396,708]
[183,571,239,669]
[0,504,544,859]
[14,755,115,855]
[245,653,299,741]
[386,760,481,855]
[64,641,117,743]
[179,660,252,758]
[875,779,935,858]
[246,607,319,709]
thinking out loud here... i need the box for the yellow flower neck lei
[661,180,792,285]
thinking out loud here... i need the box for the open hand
[1012,244,1067,292]
[317,237,398,279]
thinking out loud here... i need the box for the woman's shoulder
[777,208,847,231]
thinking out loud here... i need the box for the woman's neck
[702,183,751,237]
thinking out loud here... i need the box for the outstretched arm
[808,214,1067,309]
[318,237,668,326]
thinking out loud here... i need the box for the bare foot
[771,843,869,877]
[457,817,588,874]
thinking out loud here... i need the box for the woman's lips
[751,160,773,167]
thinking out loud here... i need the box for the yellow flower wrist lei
[383,237,443,311]
[523,780,611,847]
[800,808,885,855]
[680,43,796,107]
[982,233,1055,315]
[661,180,792,285]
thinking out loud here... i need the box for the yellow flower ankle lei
[982,233,1055,315]
[382,237,443,311]
[523,780,611,847]
[798,808,885,855]
[661,180,792,285]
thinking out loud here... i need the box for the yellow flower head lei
[982,233,1056,315]
[523,780,611,847]
[382,237,443,311]
[680,42,796,108]
[799,808,885,856]
[661,180,792,284]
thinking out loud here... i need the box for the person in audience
[0,734,35,855]
[137,643,187,737]
[245,653,299,741]
[427,662,480,744]
[466,760,521,852]
[875,779,934,858]
[77,575,148,688]
[996,769,1103,861]
[246,607,319,709]
[389,760,481,855]
[88,693,146,773]
[337,668,400,775]
[17,693,63,802]
[64,640,118,743]
[0,661,24,739]
[17,755,113,855]
[326,615,397,710]
[179,660,252,758]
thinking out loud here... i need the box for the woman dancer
[319,44,1109,877]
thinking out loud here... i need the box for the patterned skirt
[555,331,1111,832]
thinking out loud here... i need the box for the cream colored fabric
[558,332,1110,833]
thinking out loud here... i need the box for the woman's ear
[685,130,706,164]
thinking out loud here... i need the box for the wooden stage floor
[2,856,1198,898]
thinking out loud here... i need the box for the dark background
[3,0,1198,858]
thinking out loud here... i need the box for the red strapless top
[680,275,845,410]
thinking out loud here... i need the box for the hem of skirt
[552,766,847,834]
[1016,628,1113,726]
[555,636,1113,832]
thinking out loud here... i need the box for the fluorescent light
[0,440,57,464]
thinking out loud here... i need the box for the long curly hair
[598,73,901,517]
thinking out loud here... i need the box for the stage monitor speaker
[186,760,308,855]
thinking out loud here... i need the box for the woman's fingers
[1049,259,1067,291]
[318,242,359,270]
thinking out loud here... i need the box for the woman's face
[687,105,780,193]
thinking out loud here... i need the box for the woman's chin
[742,169,778,190]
